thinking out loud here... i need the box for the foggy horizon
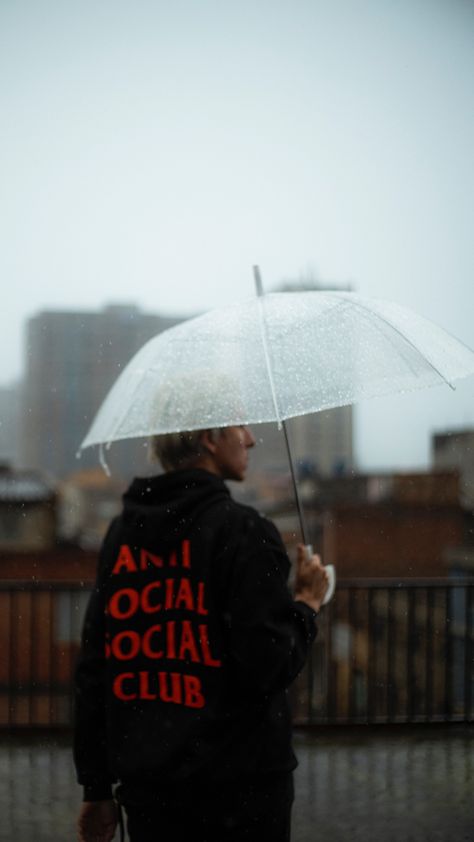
[1,0,473,471]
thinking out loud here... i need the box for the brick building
[0,466,97,726]
[320,471,464,578]
[268,470,465,579]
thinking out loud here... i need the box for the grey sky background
[1,0,473,471]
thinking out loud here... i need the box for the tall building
[247,408,353,486]
[432,428,474,508]
[0,383,20,467]
[21,304,184,479]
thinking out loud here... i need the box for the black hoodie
[74,469,317,806]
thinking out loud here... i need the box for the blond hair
[150,429,221,471]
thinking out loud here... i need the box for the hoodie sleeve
[73,521,119,801]
[225,512,318,696]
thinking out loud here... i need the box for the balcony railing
[293,578,474,724]
[1,578,473,727]
[0,582,89,727]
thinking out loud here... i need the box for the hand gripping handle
[305,545,336,606]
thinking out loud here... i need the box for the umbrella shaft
[281,419,310,546]
[254,267,309,546]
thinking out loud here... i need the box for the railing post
[444,586,453,721]
[426,587,434,722]
[406,587,416,722]
[465,585,473,721]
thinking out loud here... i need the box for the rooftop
[0,466,55,503]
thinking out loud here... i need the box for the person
[74,425,329,842]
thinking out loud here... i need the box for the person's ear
[200,429,219,455]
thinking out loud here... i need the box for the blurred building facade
[0,464,56,553]
[318,470,465,578]
[0,464,98,726]
[0,463,97,580]
[246,407,353,495]
[432,427,474,577]
[58,467,124,550]
[0,384,20,468]
[20,304,184,480]
[269,469,467,580]
[432,428,474,508]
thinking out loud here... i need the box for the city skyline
[2,297,473,478]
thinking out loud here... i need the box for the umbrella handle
[305,544,336,606]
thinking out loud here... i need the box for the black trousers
[124,774,294,842]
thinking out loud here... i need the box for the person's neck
[191,455,221,477]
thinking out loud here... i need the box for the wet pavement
[0,725,473,841]
[293,726,474,842]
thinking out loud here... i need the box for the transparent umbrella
[80,276,474,602]
[81,284,474,451]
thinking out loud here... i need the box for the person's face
[212,425,256,481]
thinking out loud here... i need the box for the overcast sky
[1,0,473,471]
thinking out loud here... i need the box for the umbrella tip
[253,265,264,297]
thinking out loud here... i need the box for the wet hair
[150,429,221,471]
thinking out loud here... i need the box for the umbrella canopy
[80,290,474,451]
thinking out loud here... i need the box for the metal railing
[1,578,473,727]
[293,578,474,724]
[0,582,89,727]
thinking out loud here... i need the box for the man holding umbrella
[74,424,329,842]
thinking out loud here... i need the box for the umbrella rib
[101,370,149,450]
[256,297,283,427]
[346,297,457,390]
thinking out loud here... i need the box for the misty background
[1,0,473,471]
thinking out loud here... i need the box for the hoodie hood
[122,468,231,532]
